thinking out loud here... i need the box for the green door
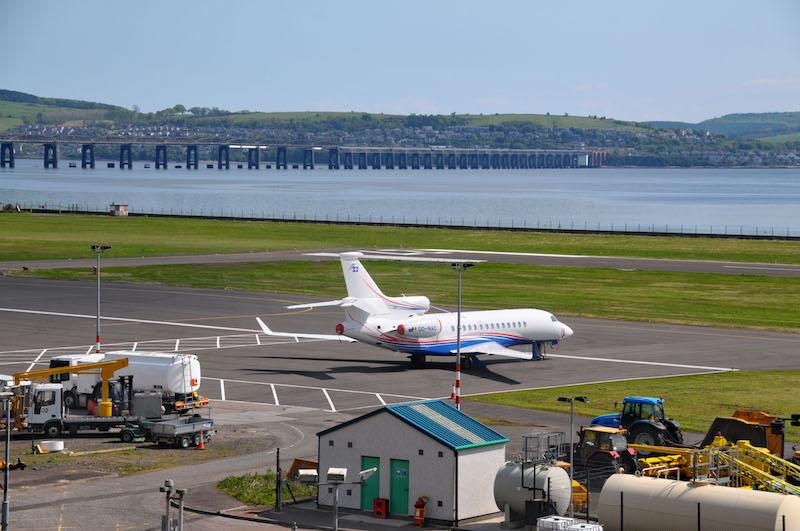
[360,456,380,511]
[389,459,409,515]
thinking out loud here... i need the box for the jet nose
[561,324,574,339]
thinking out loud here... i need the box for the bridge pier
[469,152,479,169]
[186,144,198,169]
[435,152,444,170]
[247,148,260,169]
[369,152,381,169]
[276,146,288,169]
[357,152,367,170]
[447,153,456,169]
[480,153,490,169]
[397,152,407,170]
[384,152,394,169]
[155,145,168,169]
[218,145,230,169]
[410,152,420,170]
[328,148,339,169]
[43,143,58,168]
[1,142,15,168]
[80,144,95,169]
[119,144,132,169]
[499,153,509,169]
[520,153,529,169]
[342,151,353,170]
[422,152,432,170]
[510,153,519,169]
[303,148,314,169]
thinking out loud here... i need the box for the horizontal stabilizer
[256,318,357,343]
[286,299,345,310]
[452,341,533,360]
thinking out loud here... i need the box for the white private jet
[257,252,573,367]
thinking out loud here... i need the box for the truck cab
[28,383,64,436]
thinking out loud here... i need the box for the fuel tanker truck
[48,350,206,413]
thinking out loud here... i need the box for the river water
[2,158,799,236]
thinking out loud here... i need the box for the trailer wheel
[179,436,190,449]
[121,431,134,443]
[43,421,62,438]
[67,424,79,437]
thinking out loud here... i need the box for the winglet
[256,317,273,335]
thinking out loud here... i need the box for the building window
[328,440,334,446]
[346,489,352,496]
[347,442,353,448]
[438,451,444,458]
[328,487,333,493]
[418,449,424,456]
[437,500,443,507]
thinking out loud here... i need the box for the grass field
[2,213,799,264]
[217,471,315,507]
[758,131,800,143]
[466,371,800,440]
[13,261,800,331]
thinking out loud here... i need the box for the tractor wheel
[629,424,666,455]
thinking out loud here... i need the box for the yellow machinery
[10,358,129,426]
[632,435,800,496]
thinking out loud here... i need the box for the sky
[1,1,798,122]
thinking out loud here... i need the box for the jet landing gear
[411,354,427,368]
[461,355,483,370]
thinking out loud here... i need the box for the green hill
[0,89,129,132]
[648,112,800,141]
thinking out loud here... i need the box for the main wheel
[43,421,62,438]
[410,354,426,368]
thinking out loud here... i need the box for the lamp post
[91,244,111,353]
[558,395,589,517]
[1,390,13,531]
[450,262,475,410]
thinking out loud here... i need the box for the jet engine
[396,318,442,338]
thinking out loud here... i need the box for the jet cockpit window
[550,315,558,322]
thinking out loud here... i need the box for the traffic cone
[197,431,205,450]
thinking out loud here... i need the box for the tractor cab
[591,396,684,448]
[572,426,638,474]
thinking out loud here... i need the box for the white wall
[319,411,456,520]
[456,444,506,520]
[318,411,506,522]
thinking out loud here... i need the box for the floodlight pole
[451,262,474,411]
[558,395,588,518]
[92,244,111,353]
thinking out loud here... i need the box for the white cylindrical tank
[98,351,201,395]
[494,461,572,517]
[598,474,800,531]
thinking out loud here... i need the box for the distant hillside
[0,89,129,131]
[648,112,800,141]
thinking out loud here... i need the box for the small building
[109,203,128,217]
[317,399,508,525]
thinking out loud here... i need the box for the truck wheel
[64,392,77,410]
[180,436,190,449]
[121,431,134,443]
[44,422,62,438]
[68,424,79,437]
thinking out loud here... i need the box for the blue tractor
[591,396,684,447]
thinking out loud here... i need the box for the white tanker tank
[598,474,800,531]
[494,461,572,518]
[50,350,204,411]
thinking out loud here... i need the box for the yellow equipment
[12,358,129,421]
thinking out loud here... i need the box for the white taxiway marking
[216,336,221,349]
[84,345,94,355]
[270,384,279,406]
[376,394,386,406]
[255,334,261,346]
[174,339,180,352]
[322,389,336,412]
[0,308,258,333]
[219,379,226,401]
[417,248,593,259]
[131,342,138,352]
[723,265,800,272]
[26,349,48,372]
[546,353,737,372]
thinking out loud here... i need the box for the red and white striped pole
[454,264,463,410]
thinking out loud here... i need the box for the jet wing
[256,318,357,343]
[452,341,533,360]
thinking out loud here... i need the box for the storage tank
[598,474,800,531]
[103,351,201,395]
[494,461,571,517]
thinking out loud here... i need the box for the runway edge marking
[546,353,737,372]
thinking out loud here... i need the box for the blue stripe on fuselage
[377,334,531,356]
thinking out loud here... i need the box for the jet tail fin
[340,252,384,300]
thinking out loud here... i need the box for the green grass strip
[466,371,800,440]
[2,213,799,263]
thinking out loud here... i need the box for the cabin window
[451,326,455,332]
[523,321,527,327]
